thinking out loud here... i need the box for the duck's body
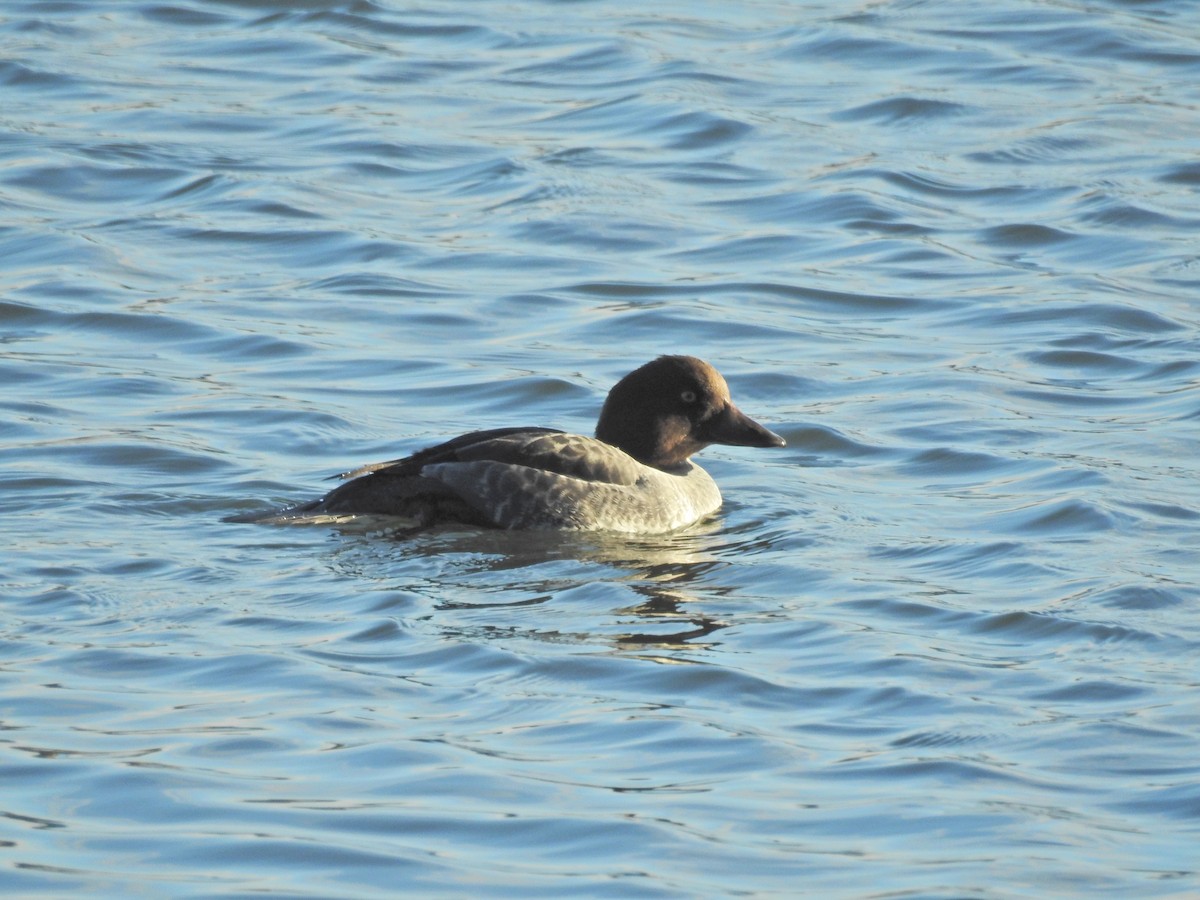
[232,356,784,533]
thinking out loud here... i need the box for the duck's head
[595,355,785,470]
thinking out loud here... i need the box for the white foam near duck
[231,355,785,533]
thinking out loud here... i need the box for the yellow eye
[681,390,697,403]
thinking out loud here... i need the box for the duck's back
[244,427,721,532]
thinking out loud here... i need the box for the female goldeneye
[231,355,785,533]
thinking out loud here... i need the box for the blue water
[2,0,1199,896]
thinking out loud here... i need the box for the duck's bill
[703,403,786,449]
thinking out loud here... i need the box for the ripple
[968,135,1099,166]
[778,30,947,68]
[140,4,233,26]
[638,109,753,150]
[5,162,193,206]
[708,189,914,231]
[955,301,1184,335]
[992,498,1116,535]
[0,59,83,92]
[981,223,1077,248]
[503,42,635,80]
[1090,584,1186,611]
[970,610,1162,646]
[1031,680,1148,704]
[898,447,1020,479]
[787,424,884,459]
[831,96,971,124]
[1159,161,1200,186]
[877,169,1028,202]
[891,730,994,749]
[0,298,57,330]
[1026,349,1146,375]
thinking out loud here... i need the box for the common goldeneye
[231,355,785,533]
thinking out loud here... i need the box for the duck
[230,355,785,533]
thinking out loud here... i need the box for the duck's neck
[596,419,700,471]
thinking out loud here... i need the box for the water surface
[2,0,1199,896]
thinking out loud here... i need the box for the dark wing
[343,427,644,487]
[334,427,564,479]
[233,428,648,525]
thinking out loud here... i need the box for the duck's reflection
[324,517,743,650]
[610,584,731,649]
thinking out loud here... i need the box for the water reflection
[319,517,741,649]
[611,585,730,650]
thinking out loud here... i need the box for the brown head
[594,355,785,470]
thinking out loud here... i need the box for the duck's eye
[680,390,697,404]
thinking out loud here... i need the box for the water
[2,0,1198,896]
